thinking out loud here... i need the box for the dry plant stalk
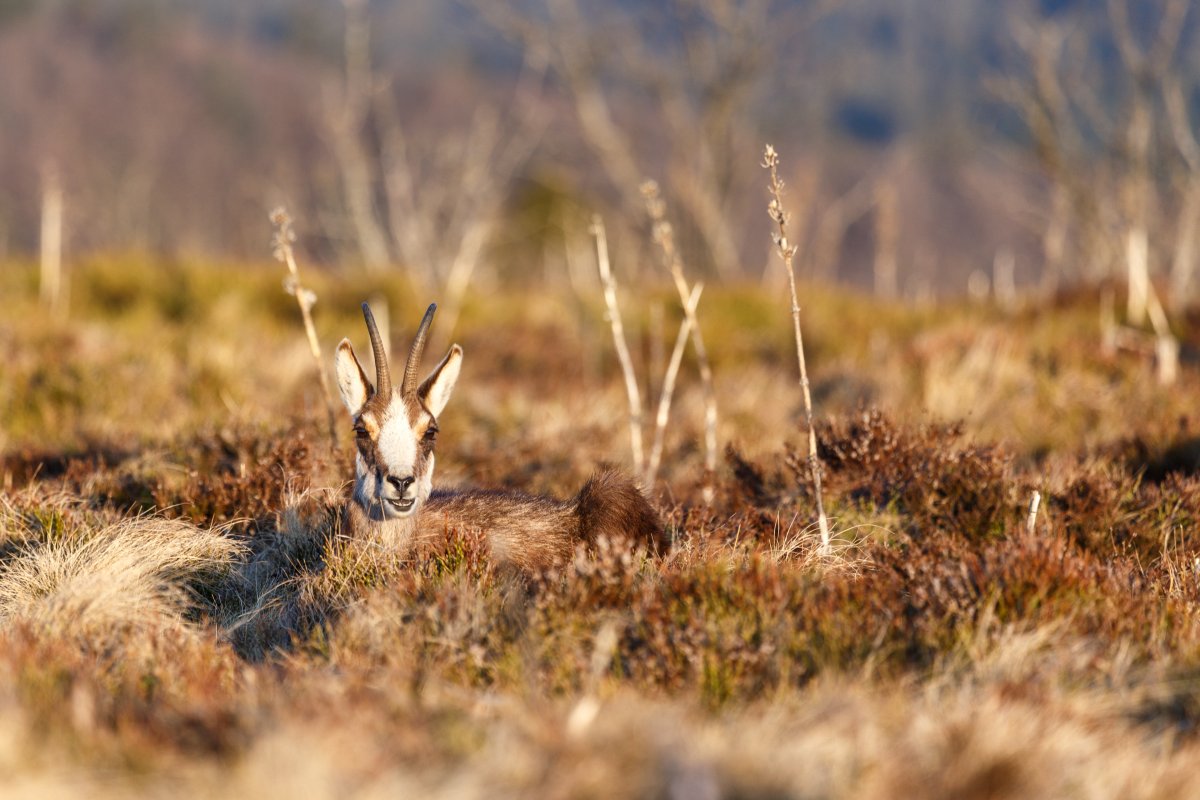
[1145,283,1179,385]
[567,618,620,738]
[645,283,704,489]
[641,180,719,499]
[1125,226,1150,326]
[271,207,339,449]
[763,145,830,554]
[590,215,645,475]
[39,161,64,316]
[1026,490,1041,535]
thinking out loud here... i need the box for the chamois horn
[402,303,437,397]
[361,302,391,398]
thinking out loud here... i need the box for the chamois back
[575,467,668,553]
[417,468,666,573]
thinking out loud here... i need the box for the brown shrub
[820,409,1013,539]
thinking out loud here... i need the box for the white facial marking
[376,411,418,479]
[353,451,372,501]
[417,454,434,500]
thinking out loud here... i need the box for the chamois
[335,302,665,571]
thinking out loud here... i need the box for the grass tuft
[0,515,242,645]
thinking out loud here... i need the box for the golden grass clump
[0,516,242,644]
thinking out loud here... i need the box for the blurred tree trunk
[1166,80,1200,304]
[330,0,390,272]
[1121,99,1153,326]
[1170,181,1200,301]
[874,179,898,298]
[480,0,833,281]
[1000,0,1190,309]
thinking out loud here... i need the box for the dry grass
[0,512,241,646]
[3,258,1200,795]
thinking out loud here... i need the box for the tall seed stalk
[763,145,830,554]
[271,207,339,450]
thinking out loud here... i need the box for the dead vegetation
[3,257,1200,796]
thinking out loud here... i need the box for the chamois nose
[386,475,415,496]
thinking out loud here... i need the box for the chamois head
[335,302,462,521]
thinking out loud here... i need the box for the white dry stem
[1144,283,1179,386]
[271,208,339,449]
[645,283,704,488]
[567,619,620,739]
[39,161,64,316]
[1125,226,1149,327]
[641,180,719,501]
[647,302,664,400]
[591,215,645,475]
[764,145,831,554]
[1026,490,1042,535]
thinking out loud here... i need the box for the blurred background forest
[5,0,1200,304]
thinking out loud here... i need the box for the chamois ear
[418,344,463,418]
[335,338,372,416]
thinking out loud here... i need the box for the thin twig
[645,283,704,488]
[641,180,719,501]
[271,207,339,450]
[1145,282,1179,386]
[763,145,830,554]
[590,215,645,475]
[1026,490,1041,535]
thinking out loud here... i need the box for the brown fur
[344,468,665,573]
[573,467,668,551]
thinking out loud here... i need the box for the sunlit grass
[1,256,1200,796]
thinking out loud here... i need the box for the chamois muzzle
[384,475,417,512]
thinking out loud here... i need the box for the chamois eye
[353,425,369,439]
[423,425,438,442]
